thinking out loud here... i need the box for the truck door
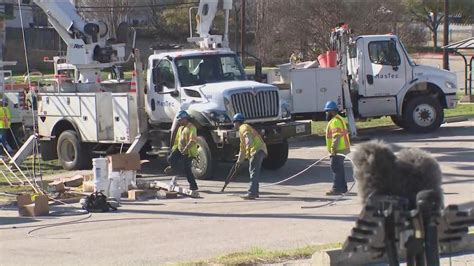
[150,59,180,123]
[362,39,406,97]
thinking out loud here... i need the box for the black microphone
[352,140,443,208]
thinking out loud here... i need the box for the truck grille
[230,90,279,119]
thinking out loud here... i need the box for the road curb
[289,115,473,144]
[311,233,474,265]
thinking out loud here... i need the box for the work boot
[240,193,258,200]
[164,166,173,175]
[325,189,346,196]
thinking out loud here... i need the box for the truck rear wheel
[403,96,443,133]
[262,140,289,170]
[192,136,216,180]
[57,130,89,170]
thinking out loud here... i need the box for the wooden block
[83,174,94,182]
[153,181,199,198]
[165,191,178,199]
[48,182,65,193]
[60,175,84,187]
[82,181,95,193]
[128,189,156,200]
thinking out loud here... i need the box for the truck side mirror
[170,89,179,98]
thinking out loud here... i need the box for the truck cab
[348,35,458,132]
[146,48,308,179]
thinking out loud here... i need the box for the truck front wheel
[390,115,407,129]
[262,140,289,170]
[192,136,216,180]
[403,96,443,133]
[57,130,89,170]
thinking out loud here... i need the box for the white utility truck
[269,25,458,134]
[0,61,35,143]
[32,0,310,179]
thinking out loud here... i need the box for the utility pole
[443,0,449,70]
[240,0,245,62]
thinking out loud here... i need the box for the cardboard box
[17,194,49,217]
[108,153,141,171]
[62,175,84,187]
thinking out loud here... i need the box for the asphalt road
[1,120,473,265]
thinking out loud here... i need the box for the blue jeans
[167,149,198,190]
[0,129,13,154]
[330,155,347,192]
[248,150,265,195]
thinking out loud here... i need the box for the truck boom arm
[189,0,233,48]
[34,0,105,47]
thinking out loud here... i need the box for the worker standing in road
[233,113,268,200]
[324,101,351,195]
[164,111,199,191]
[0,99,13,155]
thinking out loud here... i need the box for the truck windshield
[175,54,246,86]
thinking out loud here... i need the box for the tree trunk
[432,12,438,51]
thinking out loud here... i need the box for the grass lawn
[312,95,474,135]
[0,157,66,203]
[181,243,341,265]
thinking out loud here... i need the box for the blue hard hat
[324,101,338,111]
[176,110,189,120]
[232,113,245,122]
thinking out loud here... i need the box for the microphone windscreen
[353,140,443,207]
[353,140,397,203]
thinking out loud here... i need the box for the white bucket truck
[33,0,310,179]
[270,25,458,135]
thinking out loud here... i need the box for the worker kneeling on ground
[164,111,199,191]
[233,113,268,200]
[324,101,351,196]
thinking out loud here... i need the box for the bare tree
[406,0,473,50]
[253,0,412,65]
[76,0,133,38]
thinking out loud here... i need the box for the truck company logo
[72,44,84,49]
[156,100,175,108]
[374,73,399,79]
[250,87,258,96]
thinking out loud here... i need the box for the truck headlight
[445,81,456,90]
[205,111,231,124]
[281,102,291,119]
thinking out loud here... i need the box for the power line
[8,1,200,10]
[75,2,200,9]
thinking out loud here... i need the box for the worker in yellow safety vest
[233,113,268,200]
[164,111,199,191]
[324,101,351,195]
[0,99,13,154]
